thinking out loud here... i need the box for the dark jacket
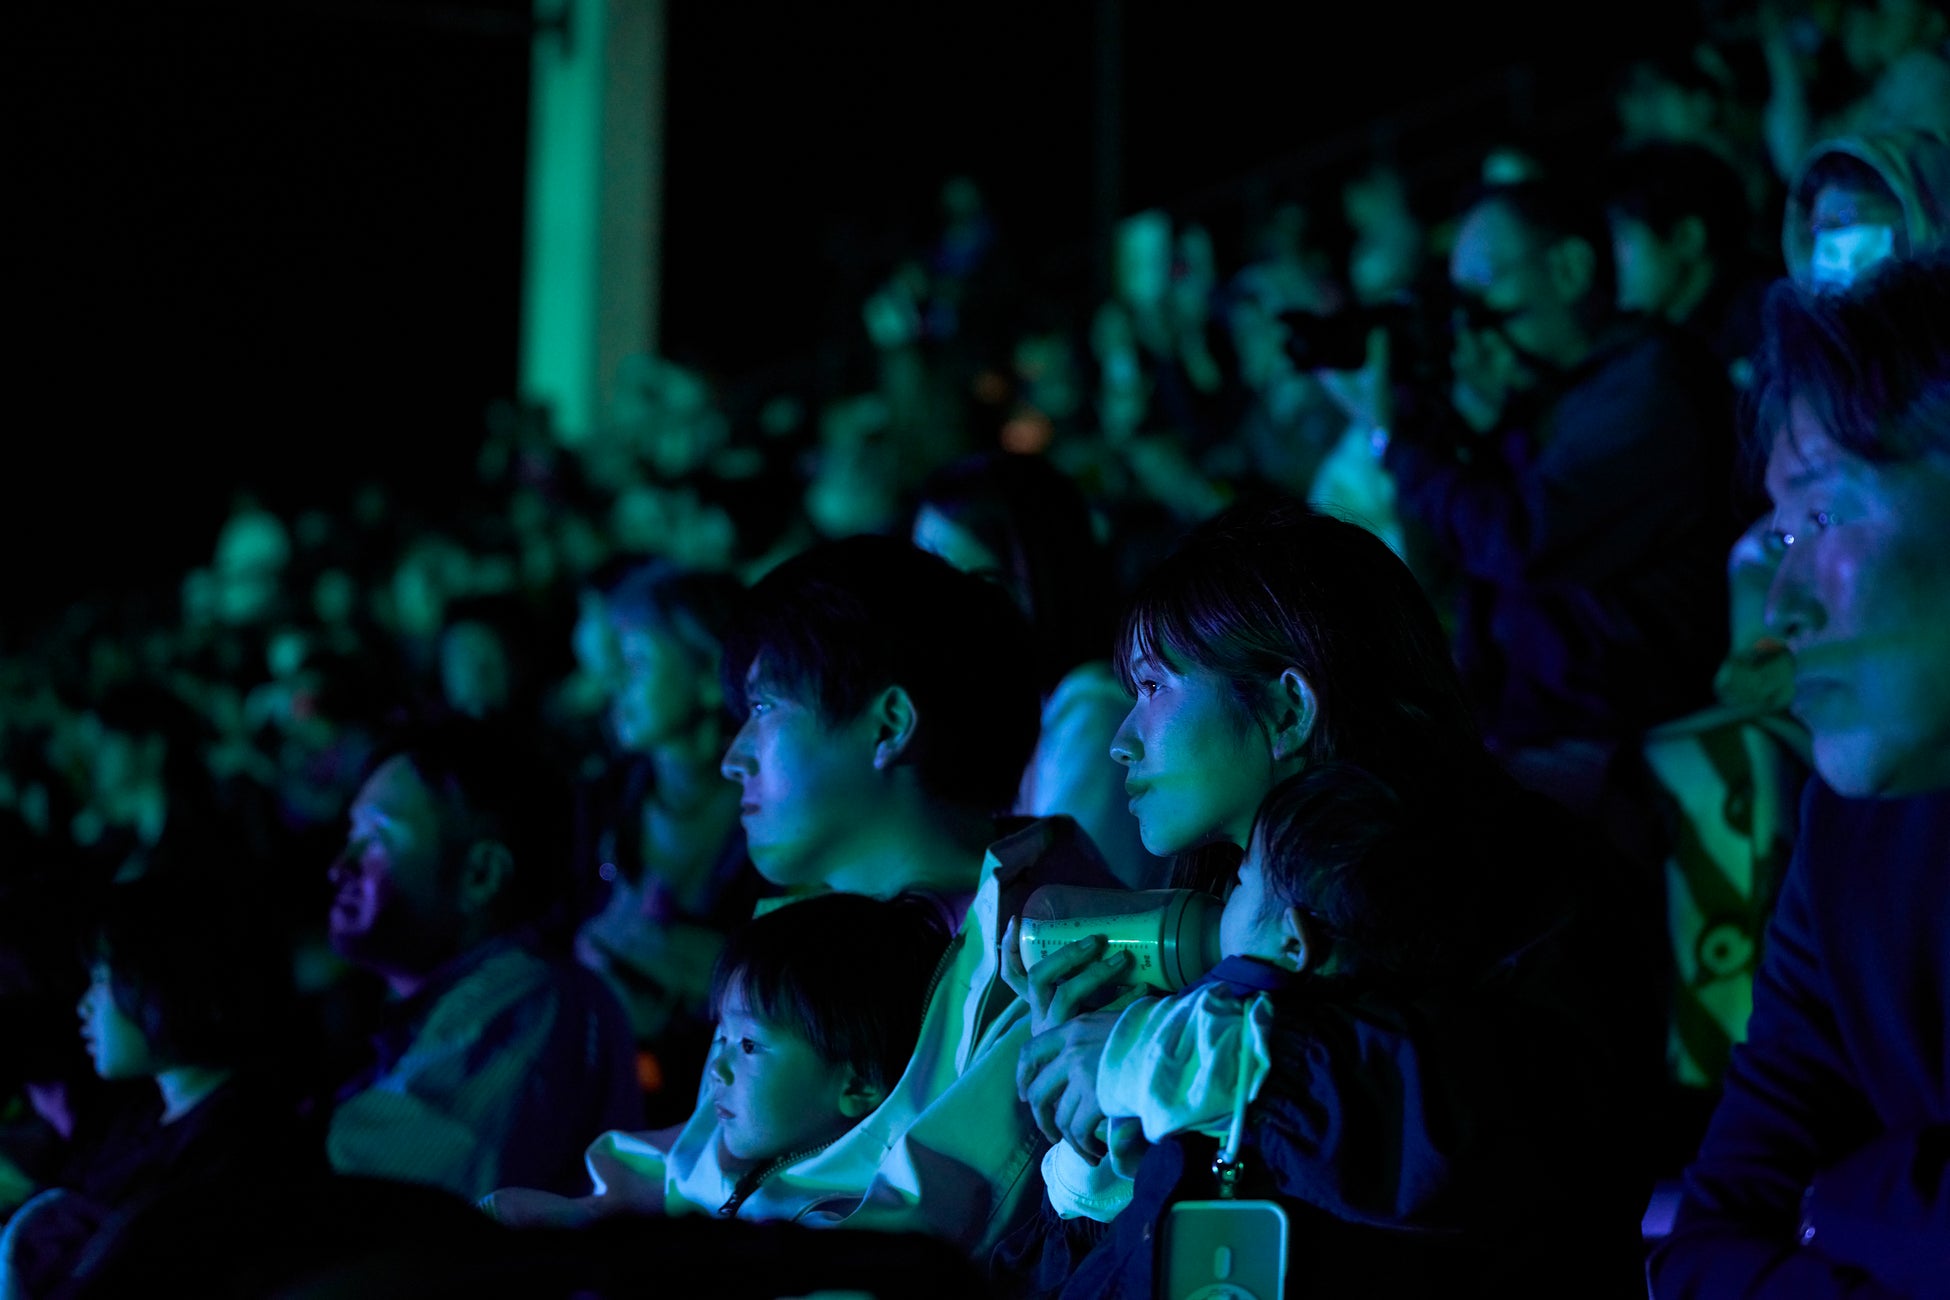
[1652,784,1950,1298]
[1010,783,1658,1299]
[1387,321,1736,749]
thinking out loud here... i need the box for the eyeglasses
[1451,287,1523,336]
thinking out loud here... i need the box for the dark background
[8,0,1700,634]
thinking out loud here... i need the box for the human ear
[1263,668,1319,764]
[870,685,918,771]
[837,1069,885,1119]
[1282,906,1318,975]
[459,839,514,915]
[1546,237,1597,303]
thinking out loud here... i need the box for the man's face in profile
[1764,402,1950,797]
[1448,200,1586,383]
[719,660,883,889]
[329,755,462,971]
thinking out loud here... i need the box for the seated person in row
[487,537,1125,1254]
[572,561,768,1126]
[1,875,313,1299]
[484,891,947,1224]
[993,499,1652,1296]
[325,717,641,1202]
[1005,762,1645,1296]
[1651,256,1950,1297]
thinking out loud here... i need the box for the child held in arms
[1003,762,1620,1296]
[482,891,949,1225]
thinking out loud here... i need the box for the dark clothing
[328,930,642,1201]
[3,1074,320,1300]
[1003,781,1657,1299]
[1386,321,1735,751]
[1680,265,1773,387]
[1652,784,1950,1298]
[578,756,770,1126]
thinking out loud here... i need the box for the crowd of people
[2,3,1948,1295]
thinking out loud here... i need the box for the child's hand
[1001,916,1134,1036]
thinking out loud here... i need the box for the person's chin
[1810,727,1904,800]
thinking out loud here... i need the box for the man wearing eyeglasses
[1377,175,1739,822]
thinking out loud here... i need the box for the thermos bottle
[1017,885,1223,992]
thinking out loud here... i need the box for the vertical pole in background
[1092,0,1123,300]
[520,0,664,445]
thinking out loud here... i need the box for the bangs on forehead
[1112,591,1195,693]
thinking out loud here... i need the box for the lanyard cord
[1211,1008,1253,1200]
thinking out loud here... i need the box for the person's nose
[710,1048,734,1086]
[1109,708,1141,768]
[326,843,357,887]
[1762,540,1823,646]
[721,717,757,784]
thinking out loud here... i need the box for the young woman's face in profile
[1110,645,1278,857]
[78,965,160,1081]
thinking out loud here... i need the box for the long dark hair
[1116,497,1483,786]
[1115,499,1491,894]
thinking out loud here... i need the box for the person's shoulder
[413,938,562,1040]
[1796,779,1950,877]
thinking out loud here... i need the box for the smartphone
[1159,1198,1289,1300]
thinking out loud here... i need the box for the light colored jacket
[571,817,1124,1252]
[1040,982,1275,1223]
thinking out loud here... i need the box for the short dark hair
[364,714,574,932]
[89,874,290,1069]
[1249,764,1458,984]
[722,536,1041,814]
[711,892,950,1092]
[1115,498,1483,788]
[1469,178,1619,322]
[914,453,1120,693]
[1753,253,1950,464]
[1606,142,1752,265]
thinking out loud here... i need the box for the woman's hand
[1015,1009,1123,1163]
[1000,916,1133,1037]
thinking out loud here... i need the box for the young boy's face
[78,964,161,1081]
[1220,829,1295,969]
[709,985,858,1165]
[720,658,886,889]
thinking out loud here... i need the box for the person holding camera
[1376,176,1739,820]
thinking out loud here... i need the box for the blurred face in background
[78,964,159,1080]
[439,621,513,721]
[328,756,463,975]
[1807,184,1905,291]
[1449,198,1593,378]
[608,618,715,753]
[1610,211,1707,321]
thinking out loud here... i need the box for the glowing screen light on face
[1810,224,1896,290]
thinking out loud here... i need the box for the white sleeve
[1095,986,1274,1144]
